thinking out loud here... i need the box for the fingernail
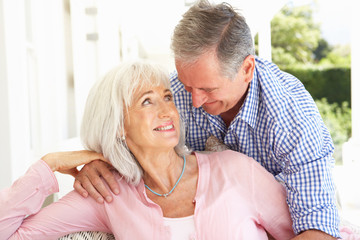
[82,193,88,198]
[114,189,119,195]
[105,196,112,202]
[97,197,104,203]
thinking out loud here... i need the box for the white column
[342,1,360,166]
[258,20,272,61]
[69,0,99,134]
[0,0,32,189]
[338,0,360,223]
[69,0,122,133]
[0,0,12,189]
[97,1,122,76]
[31,0,69,154]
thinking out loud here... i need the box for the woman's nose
[158,101,174,118]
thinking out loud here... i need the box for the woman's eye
[142,98,151,105]
[164,94,173,101]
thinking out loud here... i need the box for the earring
[117,136,125,143]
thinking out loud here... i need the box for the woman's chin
[155,137,180,149]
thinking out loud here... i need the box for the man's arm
[277,117,340,238]
[292,230,337,240]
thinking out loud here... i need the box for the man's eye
[204,89,215,93]
[184,86,192,92]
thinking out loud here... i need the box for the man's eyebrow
[181,82,217,91]
[178,77,217,91]
[199,87,217,90]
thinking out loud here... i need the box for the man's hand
[74,160,120,204]
[291,230,337,240]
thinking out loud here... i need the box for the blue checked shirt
[170,57,340,237]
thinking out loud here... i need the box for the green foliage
[272,47,298,66]
[269,3,351,68]
[318,44,351,67]
[271,5,321,65]
[281,66,351,106]
[313,38,332,62]
[315,99,351,164]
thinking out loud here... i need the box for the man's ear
[241,55,255,83]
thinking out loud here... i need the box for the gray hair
[80,60,189,185]
[171,0,255,79]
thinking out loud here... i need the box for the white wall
[0,0,12,188]
[0,0,32,189]
[0,0,71,189]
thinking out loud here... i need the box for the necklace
[144,155,186,198]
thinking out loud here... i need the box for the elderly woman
[0,61,294,239]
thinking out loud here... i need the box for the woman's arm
[251,160,296,240]
[0,151,109,239]
[41,150,108,173]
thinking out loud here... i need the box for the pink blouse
[0,150,295,239]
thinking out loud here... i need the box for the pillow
[58,231,115,240]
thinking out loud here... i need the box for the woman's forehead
[132,83,168,98]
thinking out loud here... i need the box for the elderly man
[74,1,339,239]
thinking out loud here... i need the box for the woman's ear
[116,128,127,142]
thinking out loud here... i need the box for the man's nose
[191,89,207,108]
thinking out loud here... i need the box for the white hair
[80,60,190,185]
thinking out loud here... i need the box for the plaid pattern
[170,57,340,237]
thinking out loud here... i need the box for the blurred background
[1,0,359,225]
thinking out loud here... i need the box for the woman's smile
[154,123,175,132]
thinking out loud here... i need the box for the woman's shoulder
[111,171,134,191]
[194,150,265,197]
[194,150,261,179]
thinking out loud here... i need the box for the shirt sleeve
[0,160,109,239]
[250,159,295,240]
[257,60,340,237]
[277,116,340,237]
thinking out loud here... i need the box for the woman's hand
[42,150,119,204]
[41,150,109,175]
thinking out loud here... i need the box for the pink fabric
[0,150,296,239]
[340,226,360,240]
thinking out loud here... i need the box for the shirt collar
[237,66,260,129]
